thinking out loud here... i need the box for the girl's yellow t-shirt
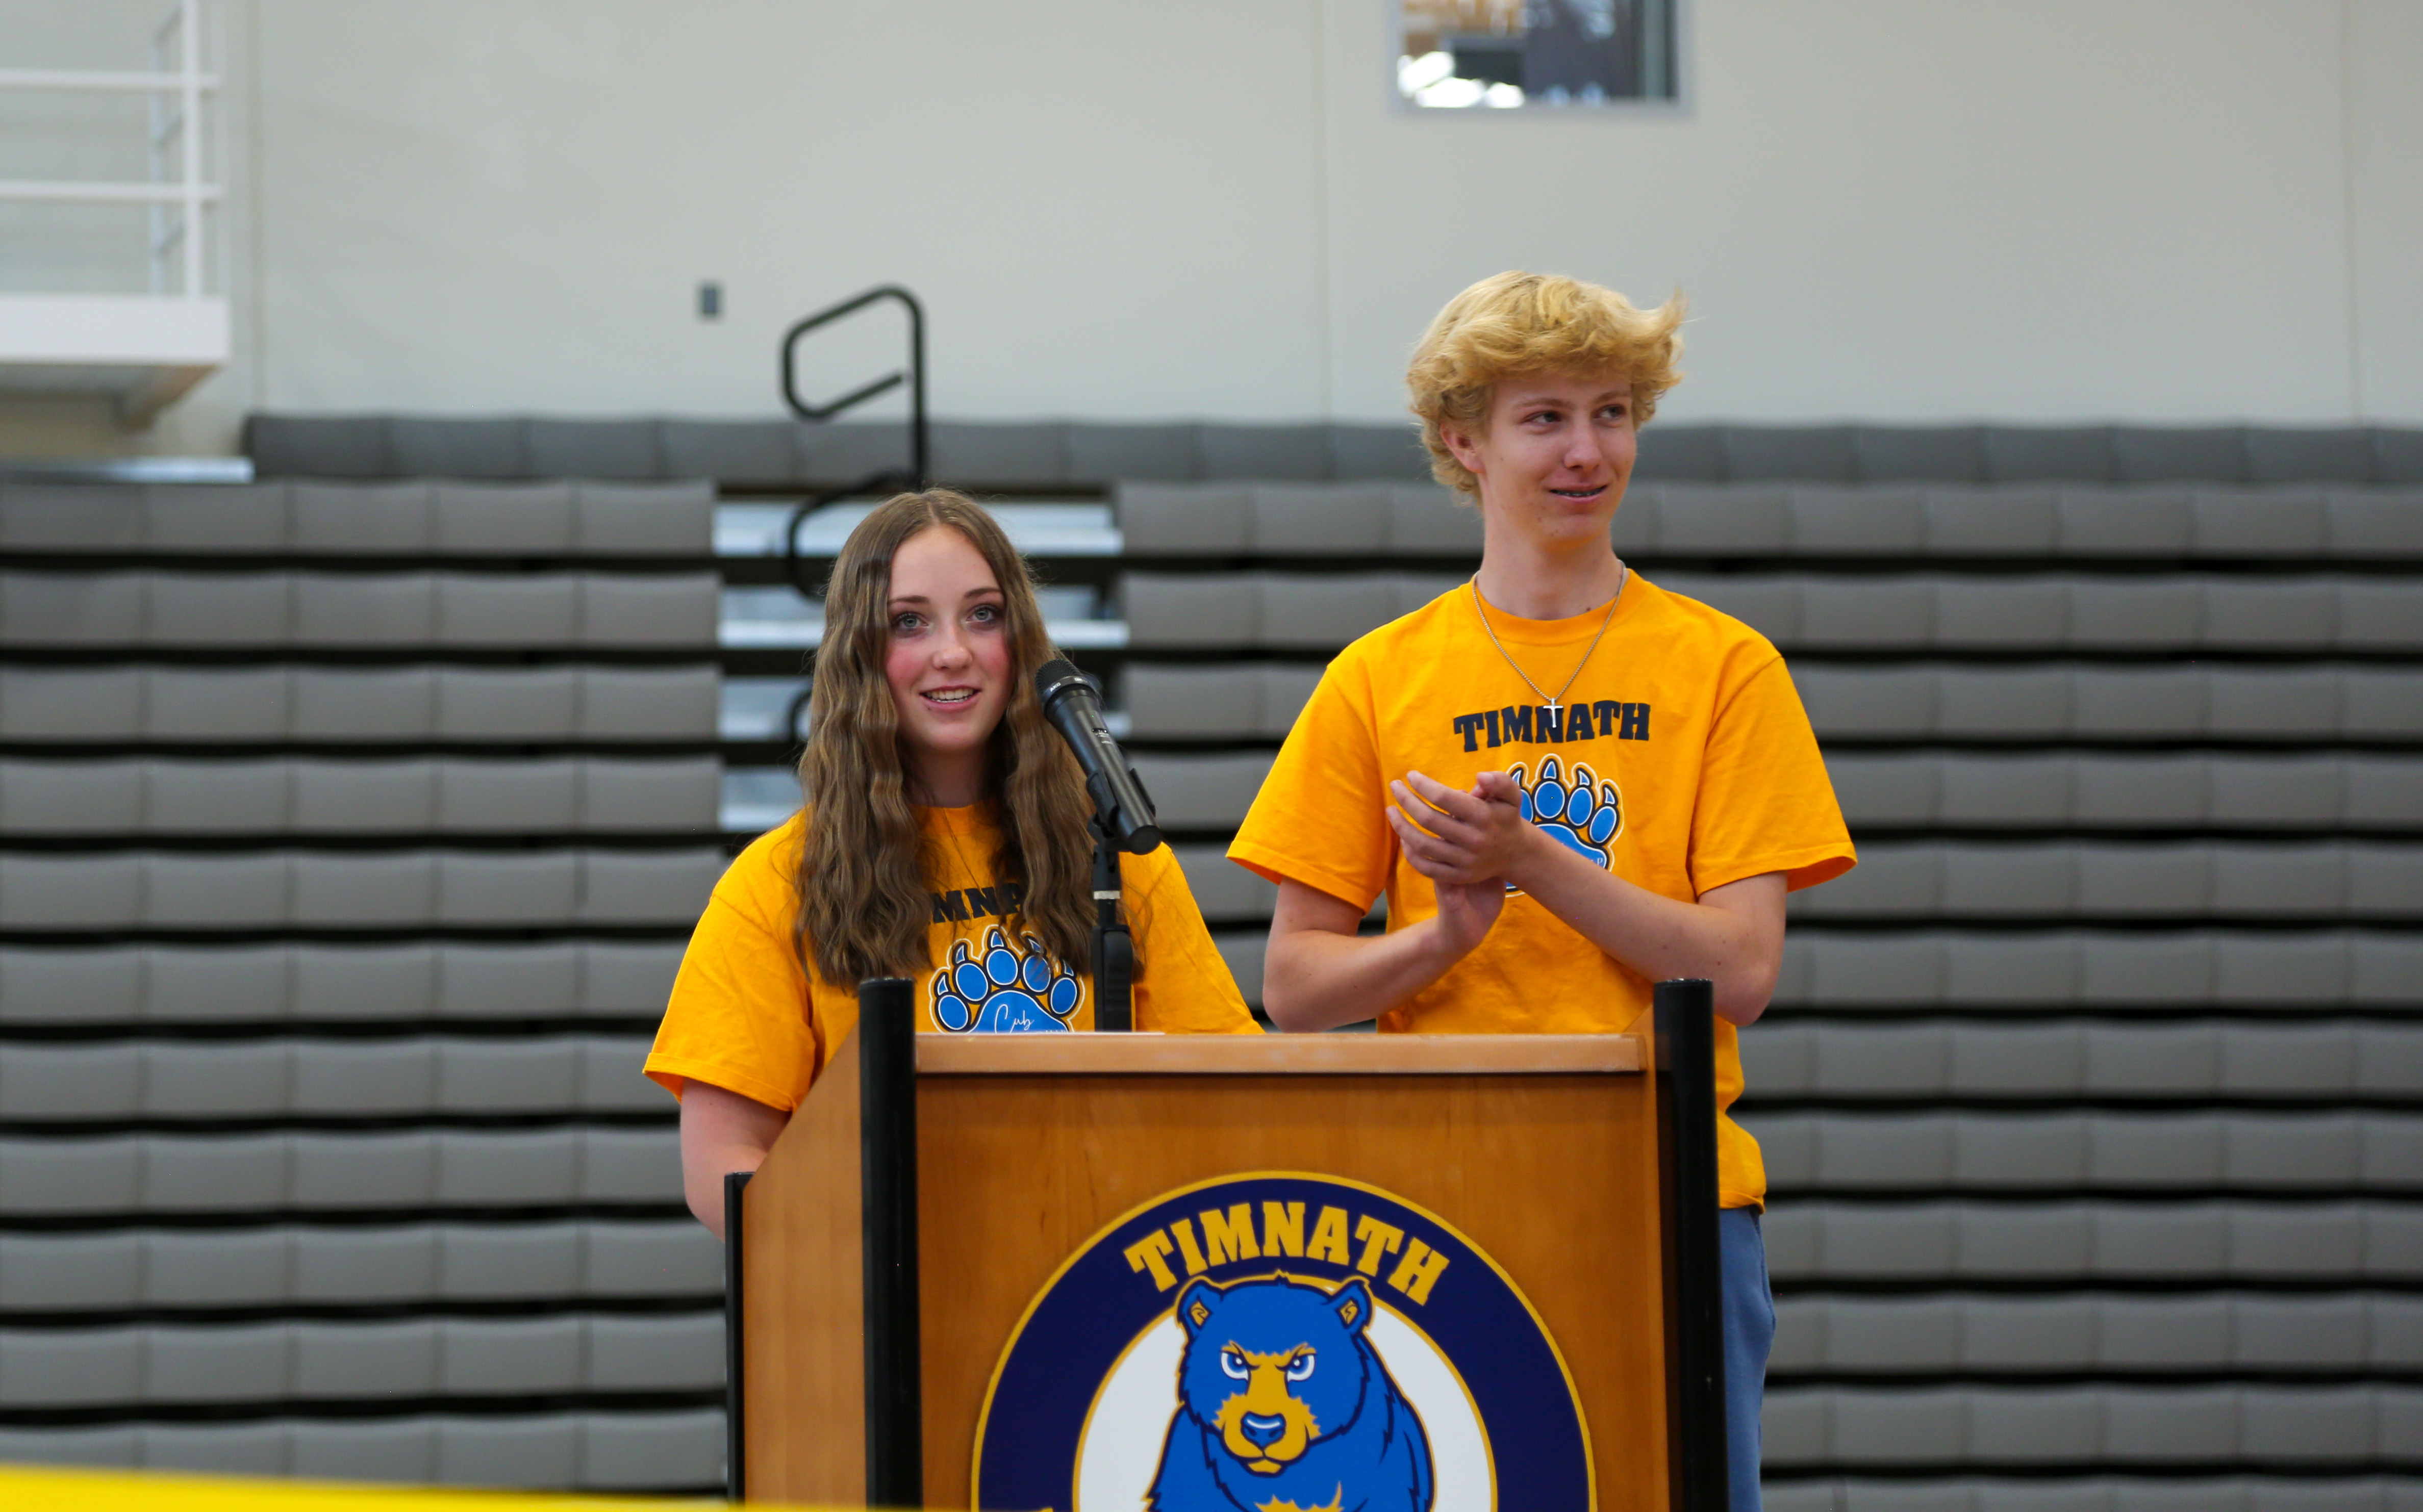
[645,803,1258,1109]
[1228,575,1856,1210]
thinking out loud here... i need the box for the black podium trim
[1654,977,1730,1511]
[859,977,924,1507]
[723,1168,752,1502]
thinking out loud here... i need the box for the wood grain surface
[916,1030,1645,1077]
[740,1030,865,1506]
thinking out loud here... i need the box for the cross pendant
[1545,700,1561,723]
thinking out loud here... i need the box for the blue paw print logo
[1510,756,1623,876]
[930,926,1083,1033]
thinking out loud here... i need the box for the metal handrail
[776,285,931,606]
[780,466,918,598]
[779,284,928,486]
[782,682,816,745]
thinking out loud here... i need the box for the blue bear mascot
[1148,1273,1433,1512]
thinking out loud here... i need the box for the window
[1397,0,1680,109]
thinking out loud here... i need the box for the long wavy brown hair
[793,490,1098,987]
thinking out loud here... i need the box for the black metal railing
[776,284,930,600]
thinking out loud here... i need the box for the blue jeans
[1720,1206,1774,1512]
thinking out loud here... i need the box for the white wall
[5,0,2419,455]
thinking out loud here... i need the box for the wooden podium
[725,980,1730,1511]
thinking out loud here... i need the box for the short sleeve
[1690,656,1857,896]
[1226,655,1393,910]
[643,828,822,1110]
[1123,848,1261,1035]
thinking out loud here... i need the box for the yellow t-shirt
[1228,575,1855,1209]
[645,803,1258,1109]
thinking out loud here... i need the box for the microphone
[1033,658,1162,853]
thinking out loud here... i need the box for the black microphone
[1033,658,1162,853]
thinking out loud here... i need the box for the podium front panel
[914,1034,1663,1512]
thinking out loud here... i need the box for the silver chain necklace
[1468,567,1628,725]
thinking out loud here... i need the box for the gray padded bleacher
[0,757,720,834]
[0,1313,722,1404]
[1,472,722,1492]
[1771,931,2423,1008]
[244,414,1440,485]
[0,942,682,1024]
[0,480,715,556]
[1764,1479,2423,1512]
[0,1411,723,1491]
[1118,480,2423,559]
[242,416,2423,488]
[1689,423,2423,488]
[1184,858,2423,940]
[1118,482,1485,554]
[1169,928,2422,1011]
[107,419,2423,1507]
[1739,1112,2422,1193]
[0,665,718,743]
[0,849,724,929]
[1128,752,1275,831]
[0,1127,681,1213]
[1615,484,2423,559]
[1784,840,2423,921]
[104,421,2411,1500]
[1119,661,2423,744]
[1761,1385,2423,1470]
[1742,1022,2423,1100]
[0,1037,665,1120]
[1769,1293,2423,1374]
[1210,930,1270,1010]
[1121,744,2423,834]
[1653,573,2423,652]
[1792,665,2422,742]
[1123,664,1324,742]
[1826,753,2423,830]
[1170,843,1280,924]
[0,1221,718,1310]
[0,570,718,648]
[1121,572,1466,650]
[1762,1202,2423,1283]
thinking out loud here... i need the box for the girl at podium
[648,490,1255,1236]
[1230,272,1856,1512]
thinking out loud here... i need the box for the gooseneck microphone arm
[1034,659,1162,1032]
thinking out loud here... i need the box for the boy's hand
[1429,872,1505,955]
[1387,770,1533,955]
[1386,769,1541,887]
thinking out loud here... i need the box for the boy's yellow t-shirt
[1228,575,1855,1210]
[645,803,1258,1109]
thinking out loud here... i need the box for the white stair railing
[0,0,229,425]
[0,0,220,297]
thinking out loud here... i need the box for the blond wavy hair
[793,491,1097,987]
[1407,270,1686,497]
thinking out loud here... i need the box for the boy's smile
[1443,368,1637,549]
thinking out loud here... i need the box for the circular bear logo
[973,1172,1591,1512]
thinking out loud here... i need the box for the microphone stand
[1087,775,1135,1033]
[1033,659,1156,1034]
